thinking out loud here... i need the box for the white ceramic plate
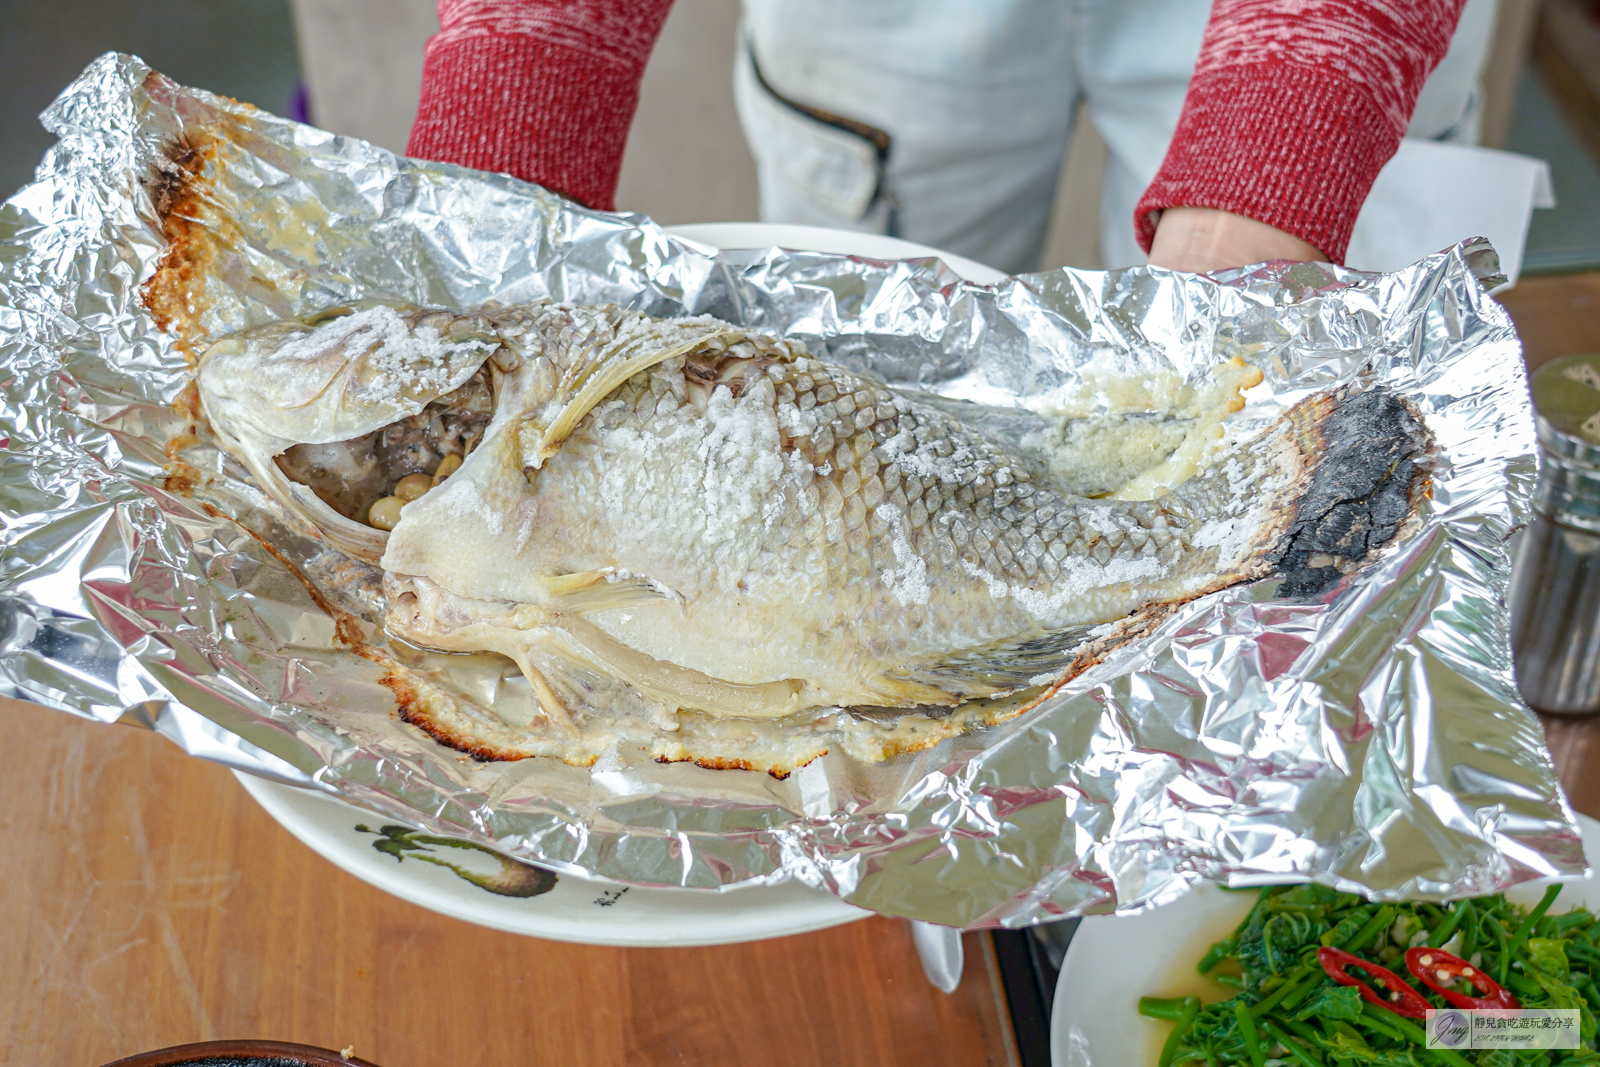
[233,223,1003,948]
[667,221,1007,285]
[1050,814,1600,1066]
[236,770,869,947]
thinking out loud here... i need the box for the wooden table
[9,707,1599,1067]
[1538,716,1600,822]
[0,699,1016,1067]
[8,703,1600,1067]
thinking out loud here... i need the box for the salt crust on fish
[192,301,1433,775]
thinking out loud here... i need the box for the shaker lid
[1532,353,1600,466]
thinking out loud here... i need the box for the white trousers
[733,0,1499,274]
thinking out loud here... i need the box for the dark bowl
[98,1039,382,1067]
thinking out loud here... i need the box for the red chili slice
[1317,947,1433,1018]
[1404,947,1520,1010]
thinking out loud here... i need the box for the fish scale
[557,346,1224,667]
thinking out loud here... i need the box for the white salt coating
[1015,555,1164,619]
[877,505,931,606]
[269,306,394,364]
[888,434,985,486]
[609,309,725,350]
[587,382,815,594]
[1188,455,1264,564]
[877,396,1008,491]
[592,417,700,534]
[695,380,791,544]
[430,463,507,537]
[271,305,495,405]
[957,553,1163,625]
[775,401,821,441]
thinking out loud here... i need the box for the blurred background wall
[0,0,301,195]
[284,0,1107,271]
[1,0,1597,275]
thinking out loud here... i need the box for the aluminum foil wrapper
[0,55,1582,928]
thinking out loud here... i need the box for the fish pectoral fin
[385,574,795,722]
[551,615,804,719]
[538,569,679,615]
[895,624,1100,700]
[852,674,968,709]
[521,326,744,467]
[504,651,580,736]
[387,617,581,735]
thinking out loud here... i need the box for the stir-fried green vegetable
[1141,885,1600,1066]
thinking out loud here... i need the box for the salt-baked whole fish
[195,301,1432,773]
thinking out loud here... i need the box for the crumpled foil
[0,54,1582,928]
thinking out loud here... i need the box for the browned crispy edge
[140,132,218,360]
[373,663,588,769]
[140,134,223,497]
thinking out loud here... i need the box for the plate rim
[235,769,870,947]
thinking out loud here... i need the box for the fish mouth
[274,367,494,526]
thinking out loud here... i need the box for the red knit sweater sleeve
[406,0,674,211]
[1135,0,1467,264]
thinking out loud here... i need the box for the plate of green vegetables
[1051,815,1600,1066]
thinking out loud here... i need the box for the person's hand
[1147,206,1327,274]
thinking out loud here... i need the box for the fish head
[196,301,508,562]
[196,300,793,571]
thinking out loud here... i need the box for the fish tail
[1268,386,1433,597]
[1163,385,1432,599]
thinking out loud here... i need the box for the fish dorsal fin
[896,624,1100,699]
[514,307,745,469]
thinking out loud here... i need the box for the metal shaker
[1510,353,1600,714]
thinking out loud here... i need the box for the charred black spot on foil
[144,134,202,218]
[1271,387,1430,598]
